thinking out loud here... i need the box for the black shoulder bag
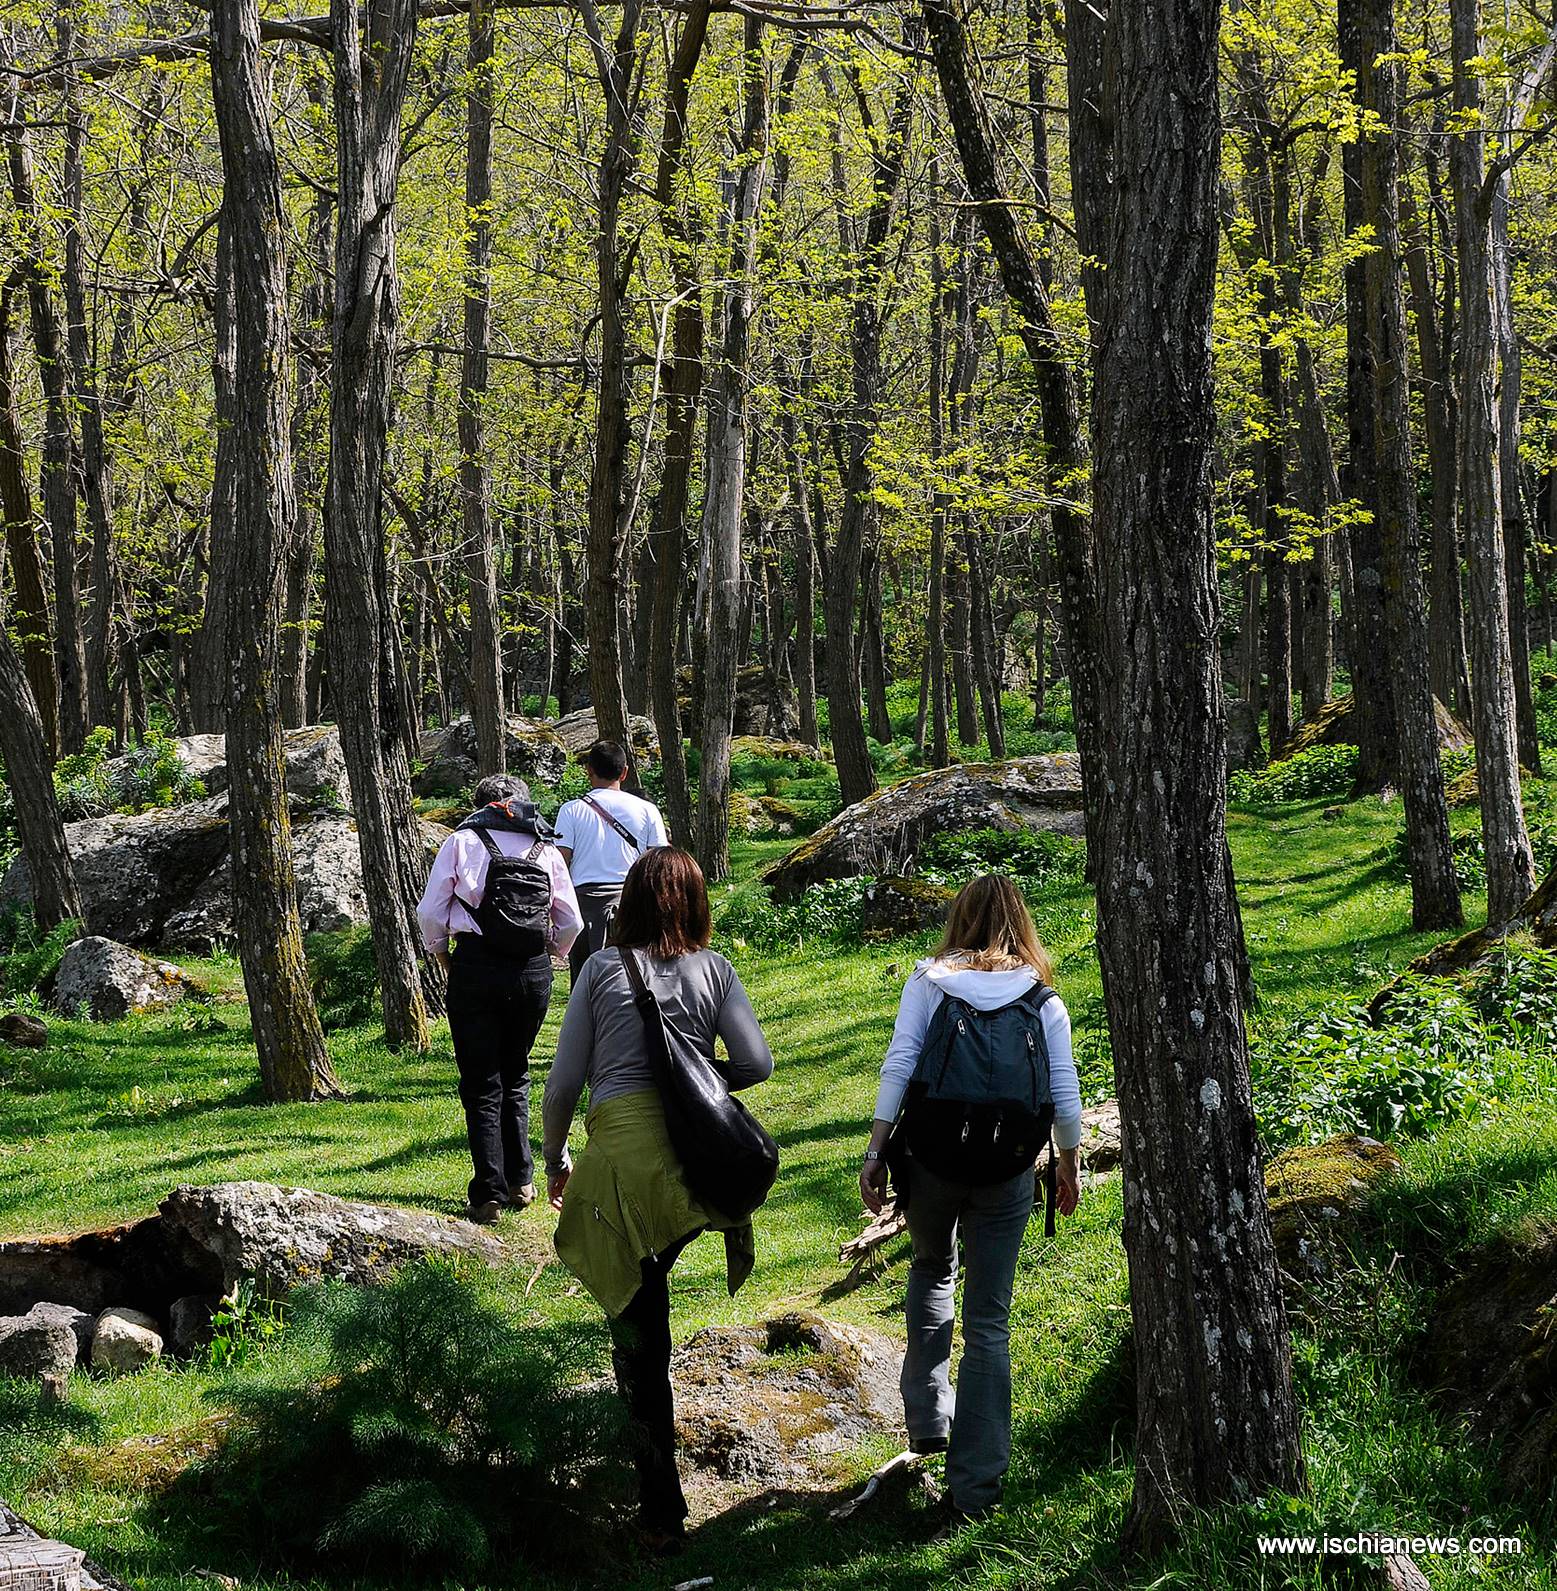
[617,947,779,1223]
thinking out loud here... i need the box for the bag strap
[1042,1128,1058,1239]
[473,827,502,859]
[618,943,650,999]
[584,794,642,851]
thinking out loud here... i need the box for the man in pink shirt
[417,774,582,1223]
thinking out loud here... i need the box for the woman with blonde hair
[860,873,1082,1523]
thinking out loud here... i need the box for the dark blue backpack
[899,982,1057,1194]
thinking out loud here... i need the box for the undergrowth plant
[0,906,81,999]
[53,727,205,821]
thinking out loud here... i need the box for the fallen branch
[837,1201,906,1265]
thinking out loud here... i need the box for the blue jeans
[901,1162,1034,1513]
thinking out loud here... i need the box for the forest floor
[4,707,1557,1589]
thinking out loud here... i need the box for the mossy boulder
[1280,693,1472,761]
[1264,1134,1401,1283]
[860,876,955,940]
[412,715,567,797]
[756,795,812,838]
[1425,1223,1557,1492]
[762,755,1084,901]
[732,735,828,764]
[550,707,658,761]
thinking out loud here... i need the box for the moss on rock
[1265,1134,1402,1283]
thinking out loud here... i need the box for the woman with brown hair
[859,873,1082,1524]
[542,846,773,1550]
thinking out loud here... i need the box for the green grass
[4,754,1557,1588]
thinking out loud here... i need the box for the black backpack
[899,982,1057,1194]
[469,829,553,959]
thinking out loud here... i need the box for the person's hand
[1054,1152,1080,1219]
[548,1168,570,1210]
[860,1155,889,1216]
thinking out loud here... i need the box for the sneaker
[508,1184,537,1210]
[464,1200,501,1226]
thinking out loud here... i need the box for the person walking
[543,847,773,1552]
[417,774,582,1224]
[555,739,668,986]
[859,874,1082,1524]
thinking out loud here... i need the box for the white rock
[91,1306,164,1374]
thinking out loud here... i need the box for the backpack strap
[473,827,502,859]
[584,794,642,850]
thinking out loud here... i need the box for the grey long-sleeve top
[543,947,774,1176]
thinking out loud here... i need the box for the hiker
[416,774,581,1224]
[555,739,669,986]
[859,873,1082,1524]
[543,847,774,1552]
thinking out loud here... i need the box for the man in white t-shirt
[555,739,669,986]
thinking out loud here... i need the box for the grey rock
[413,716,568,798]
[551,708,659,760]
[97,725,350,808]
[22,1302,93,1360]
[763,755,1086,901]
[157,1182,508,1298]
[168,1294,218,1357]
[0,1314,79,1380]
[1224,698,1264,774]
[672,1312,902,1491]
[0,1012,47,1048]
[1077,1099,1122,1174]
[49,938,194,1022]
[91,1307,163,1374]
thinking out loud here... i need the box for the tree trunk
[0,630,80,931]
[209,0,340,1103]
[1402,177,1472,721]
[1073,0,1305,1545]
[862,544,893,744]
[695,14,768,882]
[928,155,951,769]
[3,91,89,754]
[1352,0,1462,929]
[1449,0,1536,923]
[458,0,505,777]
[0,284,56,755]
[326,0,431,1050]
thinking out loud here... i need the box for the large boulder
[859,877,954,940]
[413,716,567,797]
[155,1182,508,1299]
[0,1312,79,1380]
[1264,1134,1401,1285]
[1424,1226,1557,1491]
[48,938,195,1022]
[23,1302,93,1360]
[99,725,350,807]
[550,708,658,761]
[1281,692,1472,761]
[0,1184,510,1326]
[672,1312,902,1501]
[1,802,448,954]
[762,756,1084,901]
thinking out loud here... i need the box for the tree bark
[0,283,55,755]
[459,0,505,777]
[1352,0,1462,929]
[1074,0,1305,1545]
[3,90,89,754]
[1449,0,1536,924]
[326,0,432,1050]
[209,0,340,1103]
[694,13,768,882]
[927,153,951,769]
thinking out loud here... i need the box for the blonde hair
[934,873,1055,983]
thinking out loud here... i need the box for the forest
[3,0,1557,1587]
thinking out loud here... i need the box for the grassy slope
[3,783,1557,1588]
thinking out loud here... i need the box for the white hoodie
[873,959,1083,1151]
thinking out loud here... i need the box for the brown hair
[934,874,1055,983]
[609,846,712,958]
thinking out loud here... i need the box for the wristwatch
[862,1149,884,1163]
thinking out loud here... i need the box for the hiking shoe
[508,1184,537,1210]
[464,1200,501,1226]
[909,1435,949,1456]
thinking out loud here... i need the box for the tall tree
[1449,0,1537,923]
[1350,0,1462,929]
[1070,0,1305,1545]
[326,0,432,1050]
[695,15,769,882]
[209,0,341,1103]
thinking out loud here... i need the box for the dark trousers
[569,883,623,986]
[446,939,553,1206]
[608,1233,697,1531]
